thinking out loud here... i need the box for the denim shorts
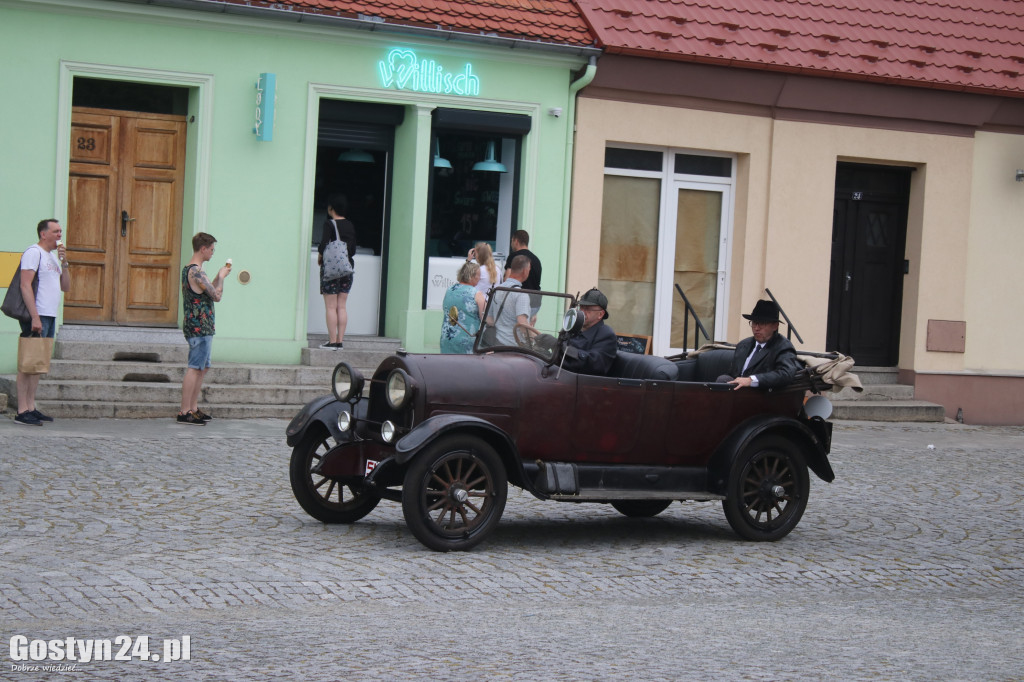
[187,335,214,370]
[19,316,55,338]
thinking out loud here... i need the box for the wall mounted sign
[254,73,276,141]
[378,49,480,96]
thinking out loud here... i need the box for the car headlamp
[385,369,414,409]
[381,420,397,443]
[331,362,364,403]
[562,307,585,335]
[337,410,352,432]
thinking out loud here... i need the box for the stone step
[831,399,947,422]
[35,379,327,406]
[302,340,401,368]
[31,400,305,420]
[54,330,401,367]
[45,359,333,387]
[54,341,188,363]
[830,383,916,401]
[0,331,403,420]
[851,366,901,385]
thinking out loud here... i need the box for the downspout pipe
[557,56,598,297]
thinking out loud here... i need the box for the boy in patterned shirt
[177,232,231,425]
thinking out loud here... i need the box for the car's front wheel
[401,435,507,551]
[722,435,809,541]
[289,427,380,524]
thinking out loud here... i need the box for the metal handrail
[764,288,804,344]
[674,284,711,351]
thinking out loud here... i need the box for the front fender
[707,415,835,495]
[394,414,518,464]
[392,413,538,491]
[285,396,366,447]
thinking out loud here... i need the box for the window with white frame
[601,147,735,355]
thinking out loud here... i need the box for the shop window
[424,108,529,309]
[427,133,514,257]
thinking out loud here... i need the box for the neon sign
[378,49,480,96]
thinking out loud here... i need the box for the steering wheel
[513,323,540,348]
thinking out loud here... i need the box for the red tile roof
[575,0,1024,97]
[217,0,595,47]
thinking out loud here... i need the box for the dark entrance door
[827,163,912,366]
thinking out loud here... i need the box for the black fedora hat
[742,299,782,324]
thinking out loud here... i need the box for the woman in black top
[317,194,357,349]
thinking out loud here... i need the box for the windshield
[475,287,577,362]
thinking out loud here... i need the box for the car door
[569,373,648,463]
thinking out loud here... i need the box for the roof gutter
[108,0,602,59]
[557,55,598,295]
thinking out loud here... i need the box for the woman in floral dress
[440,261,485,354]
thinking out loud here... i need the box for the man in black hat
[718,299,802,390]
[563,288,617,376]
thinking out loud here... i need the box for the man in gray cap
[718,299,802,390]
[562,288,617,376]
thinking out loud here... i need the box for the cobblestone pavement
[1,416,1022,681]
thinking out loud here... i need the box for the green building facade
[0,0,597,369]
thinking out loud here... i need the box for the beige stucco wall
[963,131,1024,374]
[766,120,973,372]
[570,96,978,372]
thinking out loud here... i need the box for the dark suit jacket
[729,332,802,389]
[563,320,617,376]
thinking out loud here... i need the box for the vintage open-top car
[286,288,839,551]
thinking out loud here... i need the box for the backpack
[322,220,354,280]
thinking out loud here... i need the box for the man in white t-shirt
[14,219,71,426]
[486,254,532,347]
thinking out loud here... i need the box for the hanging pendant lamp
[433,139,452,169]
[472,140,507,173]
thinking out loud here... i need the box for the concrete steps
[828,366,946,422]
[2,325,401,419]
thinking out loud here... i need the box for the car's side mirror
[562,308,585,335]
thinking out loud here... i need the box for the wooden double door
[65,107,186,325]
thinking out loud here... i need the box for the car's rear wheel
[722,435,809,541]
[289,427,380,524]
[610,500,672,517]
[402,435,507,551]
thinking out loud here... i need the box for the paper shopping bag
[17,336,54,374]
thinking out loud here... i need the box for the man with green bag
[13,219,71,426]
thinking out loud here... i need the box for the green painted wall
[0,0,586,370]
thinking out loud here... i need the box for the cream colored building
[567,56,1024,424]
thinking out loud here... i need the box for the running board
[525,461,715,498]
[549,490,725,502]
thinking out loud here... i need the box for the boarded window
[598,175,660,336]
